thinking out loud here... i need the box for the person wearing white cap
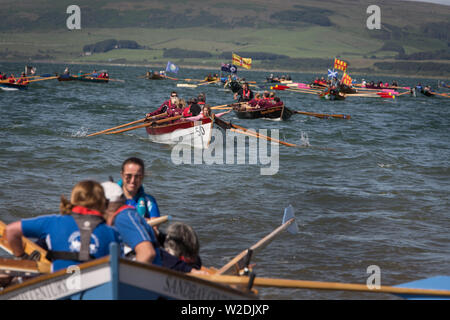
[101,181,162,266]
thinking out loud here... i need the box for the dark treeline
[83,39,142,53]
[397,49,450,60]
[373,61,450,75]
[163,48,213,59]
[219,52,290,60]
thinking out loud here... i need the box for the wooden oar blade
[0,258,41,277]
[282,205,299,235]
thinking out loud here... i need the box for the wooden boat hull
[0,243,255,300]
[233,106,293,121]
[146,75,165,80]
[57,75,76,81]
[58,75,109,83]
[78,77,109,83]
[145,117,214,149]
[0,83,28,90]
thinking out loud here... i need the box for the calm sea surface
[0,61,449,299]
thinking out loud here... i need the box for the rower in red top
[182,97,201,117]
[234,82,254,102]
[17,72,29,85]
[8,74,16,84]
[146,91,179,120]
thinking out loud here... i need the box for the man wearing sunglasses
[117,157,160,224]
[145,91,180,119]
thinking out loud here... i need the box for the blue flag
[328,69,338,78]
[221,63,237,74]
[166,61,179,74]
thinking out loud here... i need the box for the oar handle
[295,111,351,120]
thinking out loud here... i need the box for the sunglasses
[123,173,143,181]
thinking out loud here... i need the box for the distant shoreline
[1,59,449,81]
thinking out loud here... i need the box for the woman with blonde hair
[6,180,122,271]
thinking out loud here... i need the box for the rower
[182,98,201,117]
[234,82,254,102]
[102,181,161,266]
[8,74,16,84]
[146,91,179,119]
[5,180,122,272]
[117,157,161,237]
[160,222,206,274]
[17,72,29,85]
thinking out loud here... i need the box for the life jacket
[182,106,191,117]
[242,89,251,100]
[8,76,15,83]
[46,206,105,262]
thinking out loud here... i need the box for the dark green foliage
[163,48,213,58]
[83,39,142,53]
[219,52,290,60]
[380,41,405,54]
[270,9,332,27]
[420,22,450,42]
[374,61,450,75]
[396,49,450,60]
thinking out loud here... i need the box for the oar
[0,220,51,273]
[191,274,450,298]
[102,78,125,83]
[27,76,59,83]
[210,102,246,110]
[146,215,171,227]
[106,115,182,135]
[272,86,321,95]
[217,205,298,275]
[0,258,42,277]
[215,117,316,149]
[86,113,167,137]
[295,111,351,120]
[197,79,220,86]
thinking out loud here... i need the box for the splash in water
[300,131,311,146]
[71,127,89,137]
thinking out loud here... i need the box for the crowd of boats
[1,64,449,300]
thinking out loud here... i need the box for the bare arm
[5,221,25,257]
[134,241,156,264]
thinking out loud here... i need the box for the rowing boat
[0,83,28,91]
[232,104,293,121]
[145,116,215,149]
[58,75,109,83]
[0,243,256,300]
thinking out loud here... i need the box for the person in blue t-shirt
[102,181,162,266]
[5,180,122,272]
[117,157,161,238]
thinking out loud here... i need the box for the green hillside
[0,0,449,76]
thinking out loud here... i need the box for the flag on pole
[334,58,348,72]
[221,63,238,73]
[341,72,352,86]
[166,61,179,74]
[232,53,252,69]
[327,69,338,78]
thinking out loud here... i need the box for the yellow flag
[232,53,252,70]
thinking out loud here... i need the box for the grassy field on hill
[0,0,449,76]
